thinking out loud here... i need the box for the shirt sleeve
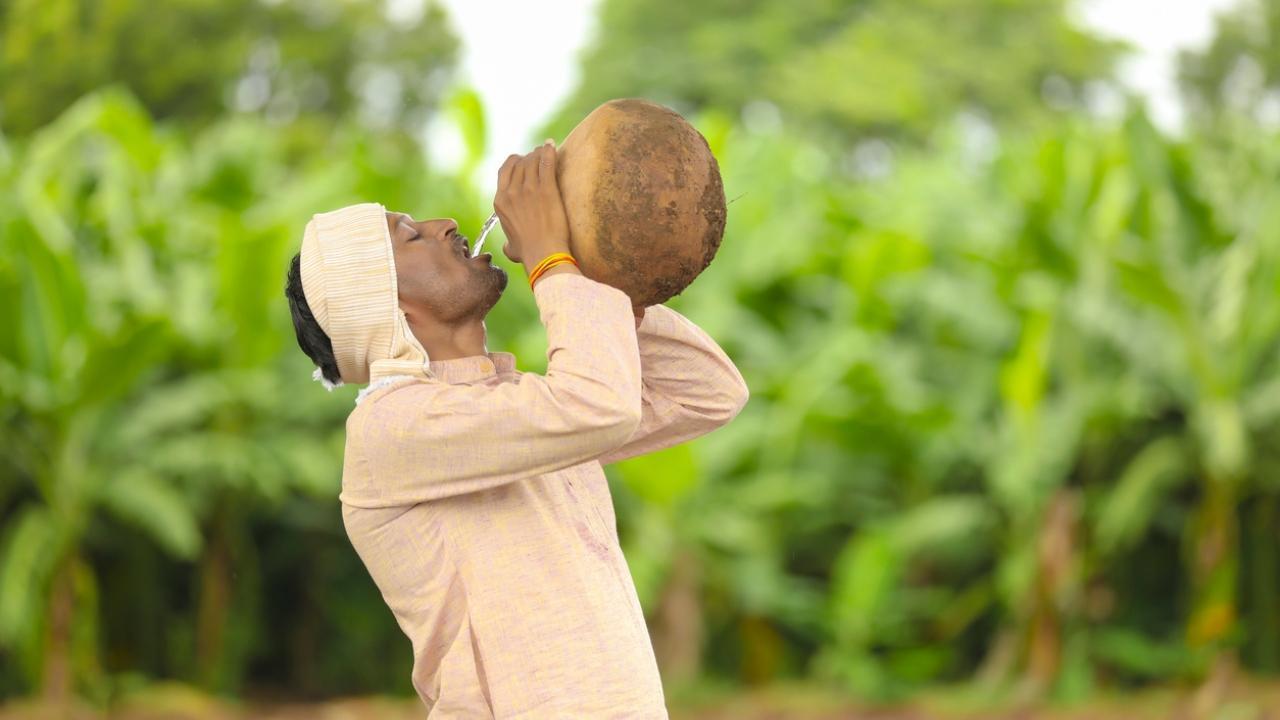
[597,304,749,466]
[341,272,643,508]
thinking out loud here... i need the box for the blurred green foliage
[0,86,502,702]
[1,0,1280,713]
[647,106,1280,702]
[1179,0,1280,124]
[541,0,1124,144]
[0,0,460,135]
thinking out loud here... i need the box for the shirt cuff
[532,270,631,308]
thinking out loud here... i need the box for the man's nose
[423,218,458,239]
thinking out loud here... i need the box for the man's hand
[494,139,573,277]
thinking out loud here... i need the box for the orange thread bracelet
[529,257,576,288]
[528,252,570,285]
[528,252,577,289]
[529,251,574,278]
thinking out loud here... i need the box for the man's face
[386,212,508,324]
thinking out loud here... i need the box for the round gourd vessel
[555,98,726,307]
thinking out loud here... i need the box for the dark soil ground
[3,679,1280,719]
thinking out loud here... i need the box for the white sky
[420,0,601,187]
[405,0,1242,188]
[1077,0,1241,129]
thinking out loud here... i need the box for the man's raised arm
[599,304,748,466]
[342,271,641,507]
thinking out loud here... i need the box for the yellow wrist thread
[528,251,574,277]
[528,252,577,289]
[529,257,576,288]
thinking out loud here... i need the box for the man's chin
[473,267,508,318]
[488,266,509,296]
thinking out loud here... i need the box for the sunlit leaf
[1095,436,1189,554]
[889,495,993,559]
[830,530,899,647]
[445,86,487,174]
[0,507,57,644]
[96,468,201,560]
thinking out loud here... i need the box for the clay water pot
[555,98,727,307]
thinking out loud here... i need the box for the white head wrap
[297,202,433,390]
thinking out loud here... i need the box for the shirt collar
[428,351,516,384]
[353,351,516,406]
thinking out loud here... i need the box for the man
[282,139,748,717]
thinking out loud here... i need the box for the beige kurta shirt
[339,272,749,718]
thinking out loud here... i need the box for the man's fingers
[536,139,556,184]
[520,146,542,190]
[497,153,520,191]
[510,151,530,189]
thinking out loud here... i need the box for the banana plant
[0,91,199,701]
[670,104,1280,702]
[0,86,495,698]
[1082,114,1280,684]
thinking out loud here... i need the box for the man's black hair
[285,252,342,385]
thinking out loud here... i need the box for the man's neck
[408,318,489,361]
